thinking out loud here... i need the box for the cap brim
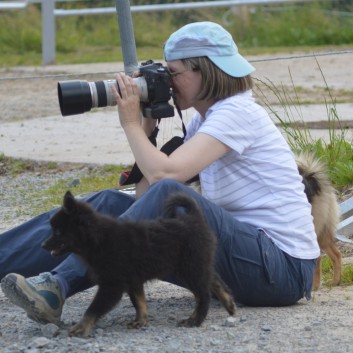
[208,53,255,77]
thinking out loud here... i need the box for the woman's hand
[111,72,141,129]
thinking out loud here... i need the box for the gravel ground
[1,52,353,352]
[1,166,353,353]
[1,281,353,353]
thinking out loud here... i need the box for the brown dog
[42,191,235,337]
[296,152,341,289]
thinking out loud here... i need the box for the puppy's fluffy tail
[163,192,203,220]
[296,152,333,203]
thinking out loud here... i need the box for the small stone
[210,324,221,331]
[165,340,182,353]
[69,178,80,187]
[261,324,271,332]
[210,339,221,346]
[28,337,51,349]
[240,315,247,323]
[41,323,60,338]
[224,317,237,327]
[96,328,104,335]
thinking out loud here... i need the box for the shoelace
[28,273,55,286]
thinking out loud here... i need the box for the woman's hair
[181,57,253,102]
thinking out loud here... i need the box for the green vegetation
[33,164,126,214]
[0,153,36,176]
[0,1,352,66]
[321,256,353,287]
[0,154,127,216]
[237,2,353,47]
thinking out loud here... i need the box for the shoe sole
[1,275,61,325]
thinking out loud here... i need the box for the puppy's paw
[177,318,199,327]
[127,319,147,329]
[69,318,95,337]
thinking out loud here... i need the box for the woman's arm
[135,177,150,199]
[113,72,230,186]
[124,125,229,184]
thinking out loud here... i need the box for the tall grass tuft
[254,58,353,189]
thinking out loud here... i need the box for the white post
[42,0,56,65]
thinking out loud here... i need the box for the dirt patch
[0,155,91,176]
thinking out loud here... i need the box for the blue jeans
[0,179,316,306]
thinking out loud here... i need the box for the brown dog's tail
[296,152,332,203]
[163,192,203,220]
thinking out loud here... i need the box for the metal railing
[0,2,28,9]
[1,0,329,65]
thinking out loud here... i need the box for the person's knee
[150,179,185,194]
[84,189,134,217]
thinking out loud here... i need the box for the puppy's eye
[54,229,61,237]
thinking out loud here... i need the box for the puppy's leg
[177,290,211,327]
[324,243,342,286]
[70,285,124,337]
[178,277,211,327]
[313,255,322,290]
[211,272,236,315]
[127,283,148,329]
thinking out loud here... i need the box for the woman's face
[167,60,202,111]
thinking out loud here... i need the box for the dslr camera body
[58,60,174,119]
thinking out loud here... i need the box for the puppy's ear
[63,190,77,215]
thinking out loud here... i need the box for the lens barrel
[58,80,93,116]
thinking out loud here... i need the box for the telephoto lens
[58,78,148,117]
[58,60,174,119]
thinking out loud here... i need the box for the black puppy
[42,191,235,337]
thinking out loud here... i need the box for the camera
[57,60,174,119]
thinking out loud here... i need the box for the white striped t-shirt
[185,91,320,260]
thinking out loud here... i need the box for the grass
[321,256,353,287]
[0,2,352,67]
[237,2,353,48]
[34,167,125,214]
[0,153,127,216]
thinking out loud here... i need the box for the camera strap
[119,104,198,186]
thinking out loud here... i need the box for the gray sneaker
[1,272,64,325]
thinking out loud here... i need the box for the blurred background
[0,0,352,67]
[0,0,352,177]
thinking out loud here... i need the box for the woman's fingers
[115,72,138,98]
[111,72,139,105]
[111,72,141,128]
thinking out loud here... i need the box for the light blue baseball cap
[164,21,255,78]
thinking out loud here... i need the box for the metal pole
[115,0,139,76]
[42,0,56,65]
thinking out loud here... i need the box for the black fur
[298,165,322,203]
[42,191,235,336]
